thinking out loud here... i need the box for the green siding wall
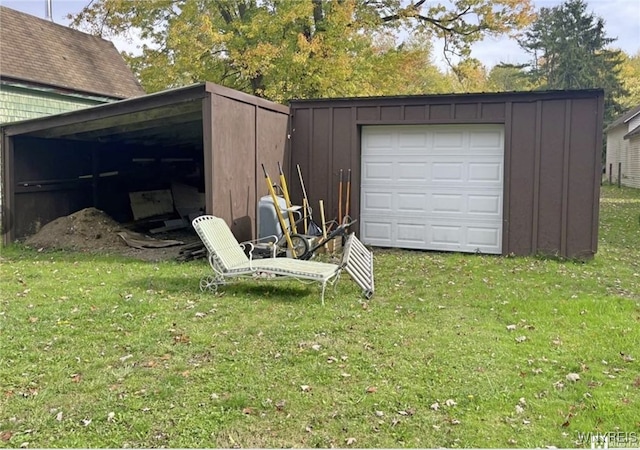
[0,84,104,124]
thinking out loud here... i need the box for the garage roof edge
[0,83,210,136]
[204,81,289,114]
[289,89,604,106]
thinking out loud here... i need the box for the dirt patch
[23,207,201,262]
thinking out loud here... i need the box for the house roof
[0,6,145,99]
[605,104,640,133]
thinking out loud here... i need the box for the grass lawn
[1,185,639,448]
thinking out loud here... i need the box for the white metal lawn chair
[192,215,344,305]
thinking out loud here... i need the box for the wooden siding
[0,85,103,123]
[606,125,640,188]
[2,83,289,243]
[627,136,640,188]
[606,126,625,182]
[206,86,289,242]
[289,90,604,259]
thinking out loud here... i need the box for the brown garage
[288,89,604,259]
[1,82,289,244]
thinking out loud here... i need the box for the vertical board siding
[289,91,603,258]
[481,103,506,120]
[454,103,477,120]
[506,102,537,255]
[309,108,332,217]
[380,106,402,121]
[537,100,566,254]
[429,104,452,120]
[211,94,256,242]
[566,98,600,257]
[288,108,312,210]
[332,108,354,220]
[405,105,426,121]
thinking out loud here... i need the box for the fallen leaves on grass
[0,432,12,442]
[620,352,635,362]
[566,373,580,382]
[300,385,312,392]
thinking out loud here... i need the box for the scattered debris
[23,207,201,262]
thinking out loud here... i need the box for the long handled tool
[262,164,295,256]
[344,168,352,224]
[296,164,322,236]
[278,162,298,234]
[338,169,344,225]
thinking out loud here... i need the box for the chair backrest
[192,215,249,271]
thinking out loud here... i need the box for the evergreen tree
[520,0,625,122]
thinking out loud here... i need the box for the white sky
[2,0,639,70]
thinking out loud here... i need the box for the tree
[520,0,626,122]
[69,0,533,102]
[618,51,640,110]
[487,63,533,92]
[450,58,489,92]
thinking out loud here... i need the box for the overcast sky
[2,0,639,70]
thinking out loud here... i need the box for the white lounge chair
[192,215,344,304]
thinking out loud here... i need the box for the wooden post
[618,162,622,188]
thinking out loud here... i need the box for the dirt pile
[25,207,127,252]
[23,207,200,262]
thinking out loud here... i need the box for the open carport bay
[2,82,290,244]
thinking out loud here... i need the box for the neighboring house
[605,104,640,188]
[0,6,144,123]
[0,5,145,230]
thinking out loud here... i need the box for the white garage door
[360,124,504,254]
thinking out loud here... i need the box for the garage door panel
[468,194,501,216]
[397,193,427,212]
[364,132,393,148]
[363,161,393,180]
[467,226,501,250]
[397,162,428,181]
[433,131,464,148]
[361,125,504,254]
[363,191,393,212]
[431,224,463,245]
[361,219,393,245]
[398,131,428,148]
[397,222,427,244]
[469,130,503,148]
[432,193,464,213]
[432,163,464,181]
[468,162,502,183]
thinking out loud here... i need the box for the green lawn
[1,185,639,448]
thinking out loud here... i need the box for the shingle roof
[605,104,640,132]
[0,6,145,99]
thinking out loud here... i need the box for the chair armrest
[240,234,279,259]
